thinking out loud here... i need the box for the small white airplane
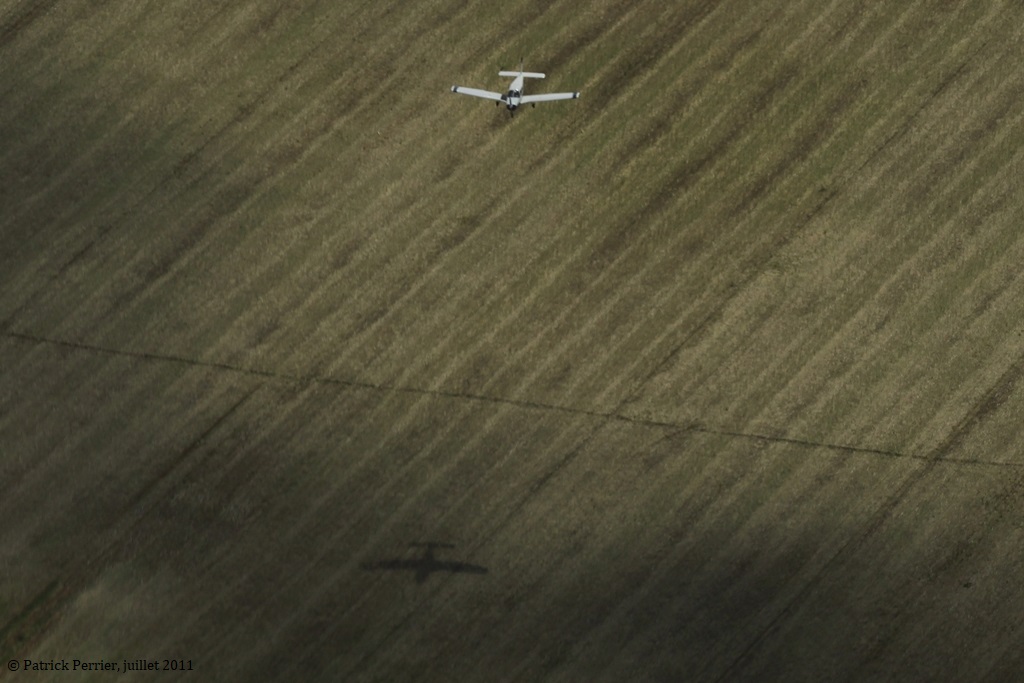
[451,61,580,118]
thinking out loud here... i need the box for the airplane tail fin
[499,70,545,79]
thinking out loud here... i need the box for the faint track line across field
[6,330,1019,470]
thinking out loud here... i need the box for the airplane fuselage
[504,74,525,111]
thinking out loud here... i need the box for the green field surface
[3,1,1024,681]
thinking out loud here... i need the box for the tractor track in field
[7,329,1021,471]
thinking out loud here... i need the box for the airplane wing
[360,559,417,571]
[439,561,488,575]
[519,92,580,104]
[451,86,505,102]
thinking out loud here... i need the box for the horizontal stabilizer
[499,70,545,79]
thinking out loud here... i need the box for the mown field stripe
[604,6,1000,438]
[733,58,1021,431]
[753,66,1024,455]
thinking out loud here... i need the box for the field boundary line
[6,330,1019,470]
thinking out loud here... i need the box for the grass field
[3,0,1024,680]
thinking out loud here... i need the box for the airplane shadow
[360,542,488,584]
